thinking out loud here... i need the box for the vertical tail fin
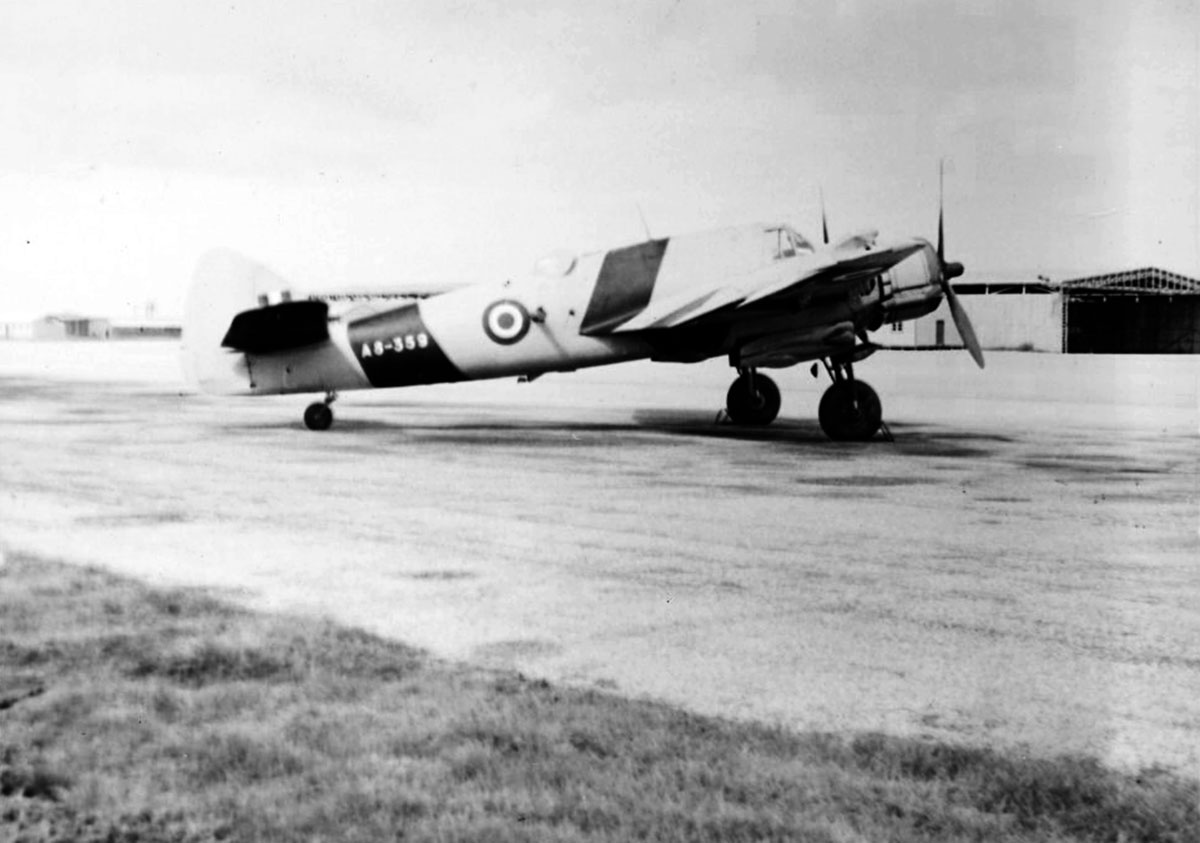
[181,250,294,394]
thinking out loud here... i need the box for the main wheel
[303,402,334,431]
[818,380,882,441]
[725,373,781,426]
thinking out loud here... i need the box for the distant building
[108,320,182,340]
[892,267,1200,354]
[0,314,181,340]
[2,320,33,340]
[110,301,181,338]
[32,314,112,340]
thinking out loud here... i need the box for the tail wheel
[818,380,882,441]
[303,402,334,431]
[726,373,781,426]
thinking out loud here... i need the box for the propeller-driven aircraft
[183,172,983,440]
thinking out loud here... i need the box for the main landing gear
[722,361,883,441]
[816,359,882,441]
[725,368,782,426]
[303,391,337,431]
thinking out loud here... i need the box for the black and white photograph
[2,1,1197,839]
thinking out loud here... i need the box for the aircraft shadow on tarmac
[0,376,1011,460]
[226,405,1012,459]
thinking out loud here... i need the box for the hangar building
[1060,268,1200,354]
[889,267,1200,354]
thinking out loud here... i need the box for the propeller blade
[820,188,830,245]
[942,280,985,369]
[937,158,945,264]
[933,157,981,367]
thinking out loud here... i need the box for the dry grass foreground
[1,553,1196,843]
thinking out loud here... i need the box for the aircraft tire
[818,380,882,441]
[726,373,781,426]
[304,402,334,431]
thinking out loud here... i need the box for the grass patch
[1,552,1196,842]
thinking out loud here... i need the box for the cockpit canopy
[532,224,812,283]
[765,225,814,260]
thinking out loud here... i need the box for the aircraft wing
[599,241,925,334]
[736,242,924,307]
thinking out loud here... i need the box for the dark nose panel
[347,303,464,387]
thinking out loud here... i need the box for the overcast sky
[1,0,1196,318]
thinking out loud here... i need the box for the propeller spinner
[936,161,984,369]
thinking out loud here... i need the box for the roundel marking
[482,300,531,345]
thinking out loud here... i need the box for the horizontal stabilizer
[221,300,330,354]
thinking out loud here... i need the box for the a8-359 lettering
[360,332,429,358]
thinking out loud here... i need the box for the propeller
[935,160,984,369]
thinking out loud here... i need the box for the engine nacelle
[873,243,944,328]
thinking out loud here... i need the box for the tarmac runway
[1,341,1198,777]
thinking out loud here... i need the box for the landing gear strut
[303,391,337,431]
[817,360,882,441]
[725,368,781,426]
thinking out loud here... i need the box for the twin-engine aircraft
[183,188,984,441]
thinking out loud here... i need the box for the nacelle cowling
[873,243,944,328]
